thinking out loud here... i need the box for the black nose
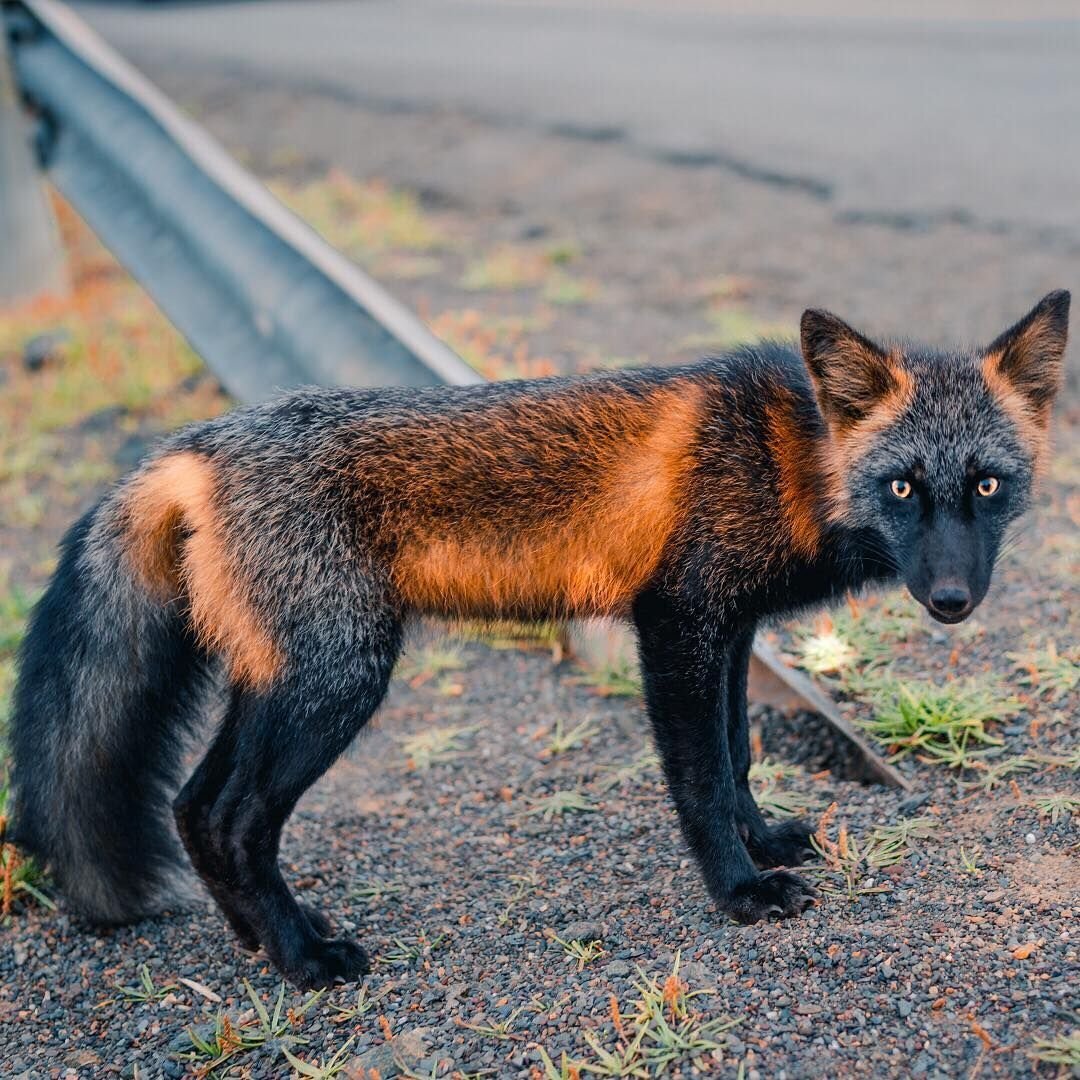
[929,585,972,619]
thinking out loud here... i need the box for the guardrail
[1,0,908,790]
[0,24,65,302]
[2,0,479,402]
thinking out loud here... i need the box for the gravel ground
[2,606,1077,1079]
[1,78,1078,1080]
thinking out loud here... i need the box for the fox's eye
[890,479,912,499]
[976,476,1000,497]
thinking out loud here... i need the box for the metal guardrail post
[0,22,65,304]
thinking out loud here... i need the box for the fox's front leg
[634,595,816,923]
[724,632,816,869]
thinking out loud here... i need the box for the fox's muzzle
[906,516,992,624]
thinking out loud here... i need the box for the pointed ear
[984,290,1070,414]
[800,309,909,429]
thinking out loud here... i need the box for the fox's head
[801,291,1070,623]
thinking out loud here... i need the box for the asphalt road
[73,0,1080,238]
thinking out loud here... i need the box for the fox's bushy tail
[10,493,209,923]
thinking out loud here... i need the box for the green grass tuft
[397,724,478,770]
[522,789,598,820]
[1007,639,1079,702]
[1030,1029,1080,1068]
[536,952,739,1077]
[861,680,1019,770]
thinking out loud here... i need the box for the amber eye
[890,479,912,499]
[976,476,1000,497]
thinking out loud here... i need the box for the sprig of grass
[521,789,598,820]
[797,628,858,676]
[747,759,817,820]
[544,715,599,756]
[328,984,389,1024]
[174,981,324,1077]
[595,751,660,793]
[395,644,466,687]
[496,870,538,927]
[350,876,405,904]
[115,964,177,1003]
[791,595,924,686]
[1029,1029,1080,1067]
[1031,793,1080,825]
[538,952,738,1077]
[459,619,563,656]
[958,846,982,876]
[1029,746,1080,771]
[861,680,1018,770]
[397,724,478,770]
[811,807,938,900]
[534,1048,581,1080]
[1007,640,1079,702]
[271,171,444,258]
[0,584,37,656]
[380,930,448,966]
[281,1036,356,1079]
[457,1005,526,1040]
[746,759,801,784]
[966,754,1039,793]
[0,782,55,918]
[549,934,605,971]
[570,662,642,698]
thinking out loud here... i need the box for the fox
[9,291,1069,988]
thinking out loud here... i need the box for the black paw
[298,902,334,939]
[233,925,261,953]
[723,869,818,924]
[284,938,370,990]
[745,818,816,869]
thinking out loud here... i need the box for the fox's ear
[800,309,908,429]
[984,290,1070,415]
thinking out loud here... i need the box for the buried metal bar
[749,639,912,791]
[2,0,905,788]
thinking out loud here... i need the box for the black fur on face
[845,350,1033,622]
[803,291,1069,624]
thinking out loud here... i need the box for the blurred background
[65,0,1080,367]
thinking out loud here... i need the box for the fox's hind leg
[174,611,401,988]
[634,592,817,924]
[174,692,335,951]
[724,632,815,869]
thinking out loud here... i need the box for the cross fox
[10,292,1069,988]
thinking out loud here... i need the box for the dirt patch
[1012,851,1080,907]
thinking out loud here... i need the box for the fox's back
[113,349,812,643]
